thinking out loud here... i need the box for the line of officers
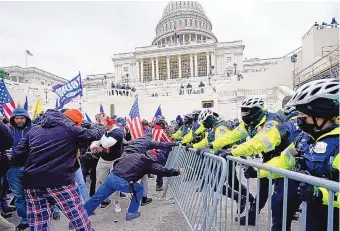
[170,78,339,231]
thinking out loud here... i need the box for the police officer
[209,97,281,225]
[250,79,339,231]
[171,113,194,141]
[191,109,250,214]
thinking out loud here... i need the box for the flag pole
[25,51,27,69]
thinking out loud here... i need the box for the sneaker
[2,206,16,213]
[148,174,154,178]
[100,199,111,208]
[125,212,141,221]
[120,192,126,198]
[1,211,12,219]
[141,197,152,206]
[156,185,164,191]
[235,211,256,226]
[15,223,29,231]
[114,202,122,213]
[52,211,60,221]
[236,196,247,214]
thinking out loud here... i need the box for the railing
[302,24,339,40]
[163,146,339,231]
[293,46,340,89]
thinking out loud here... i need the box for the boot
[100,199,111,208]
[141,197,152,206]
[1,212,12,219]
[2,206,16,213]
[235,209,256,226]
[156,185,164,191]
[15,223,29,231]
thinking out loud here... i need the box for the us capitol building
[112,1,269,84]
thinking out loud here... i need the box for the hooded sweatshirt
[9,108,32,158]
[11,109,105,188]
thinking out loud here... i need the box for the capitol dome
[152,1,218,46]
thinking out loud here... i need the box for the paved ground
[7,178,189,231]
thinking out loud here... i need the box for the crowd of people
[0,78,338,231]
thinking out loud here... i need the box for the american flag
[127,96,144,139]
[174,25,180,39]
[26,50,33,56]
[152,125,173,143]
[151,105,162,124]
[0,79,16,119]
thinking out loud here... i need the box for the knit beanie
[63,109,82,126]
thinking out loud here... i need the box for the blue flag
[23,96,28,111]
[100,103,104,113]
[85,113,92,123]
[52,72,82,109]
[55,98,59,109]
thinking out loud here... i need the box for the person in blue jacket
[83,134,181,222]
[11,109,105,231]
[6,108,32,231]
[0,122,14,231]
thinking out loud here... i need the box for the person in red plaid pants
[10,109,105,231]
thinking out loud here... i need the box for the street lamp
[233,63,237,75]
[290,54,298,89]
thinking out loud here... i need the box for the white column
[207,52,210,76]
[189,34,192,43]
[135,61,139,82]
[178,55,182,78]
[194,53,198,77]
[156,57,159,80]
[166,56,170,80]
[140,59,144,82]
[190,54,194,77]
[151,58,155,80]
[211,52,216,74]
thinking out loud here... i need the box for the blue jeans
[7,167,27,225]
[75,168,90,203]
[84,172,143,215]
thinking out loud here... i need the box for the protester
[83,134,181,221]
[0,121,15,231]
[7,108,32,231]
[10,109,105,231]
[90,115,124,212]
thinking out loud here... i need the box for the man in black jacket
[84,134,182,222]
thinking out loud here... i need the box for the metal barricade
[163,145,227,231]
[163,146,339,231]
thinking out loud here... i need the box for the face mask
[297,117,316,134]
[241,108,262,125]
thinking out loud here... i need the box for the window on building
[124,67,128,72]
[197,52,207,77]
[185,19,187,26]
[199,21,202,28]
[202,100,214,108]
[195,20,197,27]
[170,55,179,79]
[181,54,190,78]
[158,56,167,80]
[189,19,192,26]
[170,22,172,29]
[227,57,232,62]
[143,58,152,82]
[179,19,182,26]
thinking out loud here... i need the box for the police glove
[196,147,210,156]
[297,182,323,203]
[185,144,193,151]
[219,150,233,158]
[244,166,257,179]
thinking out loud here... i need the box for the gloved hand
[174,141,181,146]
[185,143,193,151]
[220,150,232,158]
[297,182,323,203]
[244,166,257,179]
[196,147,210,156]
[207,143,213,150]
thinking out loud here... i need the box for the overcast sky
[0,1,338,79]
